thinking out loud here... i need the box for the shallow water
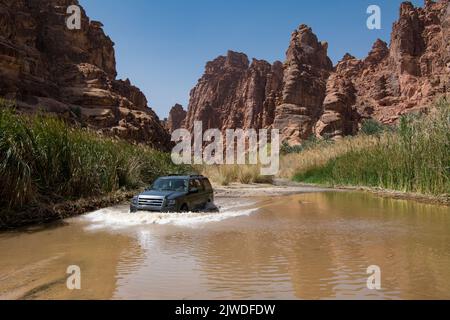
[1,192,449,300]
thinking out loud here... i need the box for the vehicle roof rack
[166,173,205,178]
[189,174,205,178]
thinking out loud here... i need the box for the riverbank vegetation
[0,102,188,221]
[282,99,449,196]
[198,164,274,186]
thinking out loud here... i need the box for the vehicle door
[194,178,209,209]
[186,179,201,210]
[192,179,207,210]
[202,178,214,204]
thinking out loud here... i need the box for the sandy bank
[2,179,447,231]
[214,179,449,206]
[214,181,334,198]
[0,190,137,230]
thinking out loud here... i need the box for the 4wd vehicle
[130,175,215,213]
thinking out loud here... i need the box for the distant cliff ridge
[0,0,171,150]
[1,0,448,147]
[175,0,450,144]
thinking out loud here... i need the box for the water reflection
[0,223,145,299]
[0,191,449,300]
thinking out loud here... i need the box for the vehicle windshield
[151,178,188,192]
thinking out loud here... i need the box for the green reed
[293,99,449,196]
[0,101,188,210]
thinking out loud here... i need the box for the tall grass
[279,135,381,178]
[288,99,450,196]
[197,164,274,186]
[0,103,188,210]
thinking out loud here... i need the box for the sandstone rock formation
[318,0,450,138]
[273,24,333,144]
[0,0,170,150]
[349,0,450,124]
[185,0,450,144]
[2,0,447,147]
[185,51,283,132]
[314,53,361,139]
[167,103,186,132]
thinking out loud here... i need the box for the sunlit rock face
[273,24,333,145]
[347,0,450,127]
[185,50,283,133]
[317,0,450,139]
[0,0,170,150]
[167,104,187,133]
[314,54,361,140]
[185,0,450,144]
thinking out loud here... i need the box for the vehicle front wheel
[130,206,138,213]
[180,204,189,212]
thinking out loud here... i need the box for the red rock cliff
[167,103,187,133]
[185,50,283,132]
[185,0,450,144]
[0,0,170,150]
[273,24,333,144]
[318,0,450,139]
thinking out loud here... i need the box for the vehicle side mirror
[190,188,199,194]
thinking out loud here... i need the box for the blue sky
[79,0,423,118]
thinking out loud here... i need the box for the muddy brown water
[1,191,450,300]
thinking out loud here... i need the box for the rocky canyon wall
[0,0,171,150]
[166,103,187,132]
[180,0,449,144]
[183,51,283,133]
[1,0,448,147]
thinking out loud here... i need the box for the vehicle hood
[138,190,187,200]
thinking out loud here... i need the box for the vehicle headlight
[167,200,176,206]
[132,196,138,204]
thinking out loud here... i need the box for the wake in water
[82,199,259,230]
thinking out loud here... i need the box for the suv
[130,175,214,213]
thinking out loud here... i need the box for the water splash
[82,199,258,230]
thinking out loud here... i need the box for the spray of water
[82,199,258,230]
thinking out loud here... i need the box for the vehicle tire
[130,206,137,213]
[206,198,213,210]
[180,204,189,212]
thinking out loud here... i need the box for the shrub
[198,164,273,186]
[0,103,189,210]
[360,118,390,136]
[281,135,331,155]
[290,99,450,196]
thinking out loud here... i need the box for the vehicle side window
[202,179,213,192]
[189,179,196,191]
[194,179,205,192]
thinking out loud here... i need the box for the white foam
[82,200,258,230]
